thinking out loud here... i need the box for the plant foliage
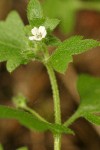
[0,105,73,134]
[49,36,99,73]
[77,75,100,125]
[0,11,35,72]
[64,75,100,127]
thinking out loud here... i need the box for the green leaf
[82,113,100,126]
[0,105,47,131]
[64,74,100,127]
[45,34,61,46]
[0,105,73,134]
[27,0,45,26]
[77,75,100,126]
[0,11,34,72]
[43,18,60,31]
[16,147,28,150]
[78,75,100,113]
[49,36,99,73]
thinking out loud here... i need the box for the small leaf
[49,36,99,73]
[77,75,100,126]
[24,25,32,36]
[78,75,100,113]
[6,58,25,73]
[64,74,100,127]
[43,18,60,31]
[0,105,72,134]
[45,34,61,46]
[27,0,45,26]
[0,11,35,72]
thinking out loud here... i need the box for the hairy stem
[46,64,61,124]
[54,134,61,150]
[45,63,61,150]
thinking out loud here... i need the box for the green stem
[54,134,61,150]
[45,63,61,150]
[46,64,61,124]
[64,111,79,128]
[42,44,62,150]
[24,106,48,123]
[45,64,61,150]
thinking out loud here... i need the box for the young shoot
[0,0,100,150]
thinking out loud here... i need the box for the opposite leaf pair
[0,75,100,134]
[0,0,99,73]
[0,11,99,73]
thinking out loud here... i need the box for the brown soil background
[0,0,100,150]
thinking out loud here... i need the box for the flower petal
[42,30,47,38]
[29,36,35,41]
[31,27,38,35]
[39,26,46,34]
[34,36,43,41]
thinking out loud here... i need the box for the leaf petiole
[24,105,48,123]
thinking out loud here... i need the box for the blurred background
[0,0,100,149]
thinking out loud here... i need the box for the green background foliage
[42,0,100,34]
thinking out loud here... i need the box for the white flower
[29,26,47,41]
